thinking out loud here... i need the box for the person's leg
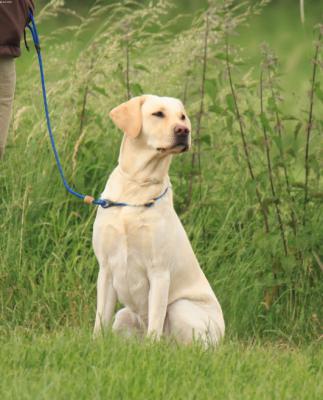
[0,57,16,159]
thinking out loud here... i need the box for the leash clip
[100,200,114,209]
[144,199,155,207]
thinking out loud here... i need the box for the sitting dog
[93,95,225,346]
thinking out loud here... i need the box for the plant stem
[300,0,305,24]
[19,185,30,269]
[267,69,298,236]
[260,71,288,256]
[188,12,209,205]
[79,72,91,139]
[183,72,190,105]
[303,30,322,225]
[125,38,131,100]
[73,55,95,178]
[79,54,95,137]
[225,39,270,233]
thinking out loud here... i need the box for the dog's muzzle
[174,124,190,152]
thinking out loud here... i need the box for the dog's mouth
[157,143,189,154]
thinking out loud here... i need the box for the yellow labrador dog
[93,95,225,346]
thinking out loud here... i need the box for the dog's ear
[109,96,146,138]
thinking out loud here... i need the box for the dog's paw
[146,330,161,342]
[93,325,104,339]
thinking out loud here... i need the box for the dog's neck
[117,135,172,187]
[102,135,172,204]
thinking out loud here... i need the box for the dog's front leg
[93,266,117,337]
[147,270,170,340]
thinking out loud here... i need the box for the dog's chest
[107,216,155,316]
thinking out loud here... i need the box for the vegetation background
[0,0,322,398]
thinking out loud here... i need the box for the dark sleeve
[0,0,35,58]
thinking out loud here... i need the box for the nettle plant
[220,22,322,322]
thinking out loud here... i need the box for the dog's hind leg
[164,299,224,347]
[112,308,146,338]
[93,263,117,337]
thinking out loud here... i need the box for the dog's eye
[181,114,186,121]
[152,111,165,118]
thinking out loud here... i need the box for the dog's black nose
[174,124,190,136]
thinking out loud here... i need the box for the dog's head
[109,95,191,154]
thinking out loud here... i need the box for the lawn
[1,330,322,400]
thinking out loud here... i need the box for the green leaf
[226,94,235,113]
[314,82,323,102]
[281,255,296,276]
[281,115,298,121]
[243,109,255,119]
[272,135,283,152]
[200,134,211,145]
[293,121,302,139]
[262,197,278,207]
[134,64,150,73]
[245,178,257,198]
[204,79,217,101]
[209,103,224,114]
[91,84,108,97]
[260,112,271,132]
[214,52,228,61]
[226,115,233,131]
[113,64,125,86]
[267,96,278,112]
[232,145,240,163]
[308,154,320,176]
[130,83,143,96]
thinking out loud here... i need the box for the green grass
[1,0,322,398]
[0,330,322,400]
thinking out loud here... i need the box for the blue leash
[26,12,105,207]
[26,12,169,209]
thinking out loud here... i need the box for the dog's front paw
[93,323,105,339]
[146,330,162,342]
